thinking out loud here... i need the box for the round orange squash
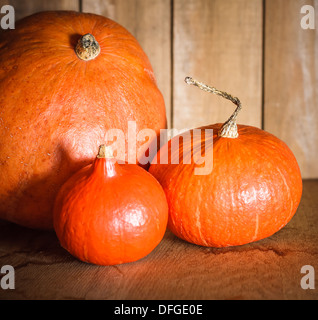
[149,78,303,247]
[54,145,168,266]
[0,11,166,230]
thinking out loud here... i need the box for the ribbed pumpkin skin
[149,124,303,247]
[0,11,166,229]
[53,156,168,266]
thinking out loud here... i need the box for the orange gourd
[149,77,303,248]
[0,11,166,230]
[53,145,168,266]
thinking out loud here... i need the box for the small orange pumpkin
[149,77,303,248]
[53,145,168,266]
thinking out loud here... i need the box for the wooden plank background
[0,0,317,178]
[265,0,318,179]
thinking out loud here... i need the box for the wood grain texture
[173,0,263,131]
[265,0,318,179]
[1,0,317,178]
[0,0,79,20]
[0,180,317,300]
[82,0,172,128]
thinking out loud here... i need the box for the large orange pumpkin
[0,11,166,230]
[149,78,303,247]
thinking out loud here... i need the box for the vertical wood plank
[0,0,79,21]
[173,0,263,131]
[82,0,172,128]
[265,0,318,179]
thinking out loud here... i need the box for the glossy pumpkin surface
[149,124,303,247]
[54,146,168,266]
[0,11,166,229]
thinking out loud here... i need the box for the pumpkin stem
[75,34,101,61]
[97,145,114,159]
[185,77,242,138]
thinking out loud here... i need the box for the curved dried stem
[185,77,242,138]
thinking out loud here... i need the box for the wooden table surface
[0,180,317,300]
